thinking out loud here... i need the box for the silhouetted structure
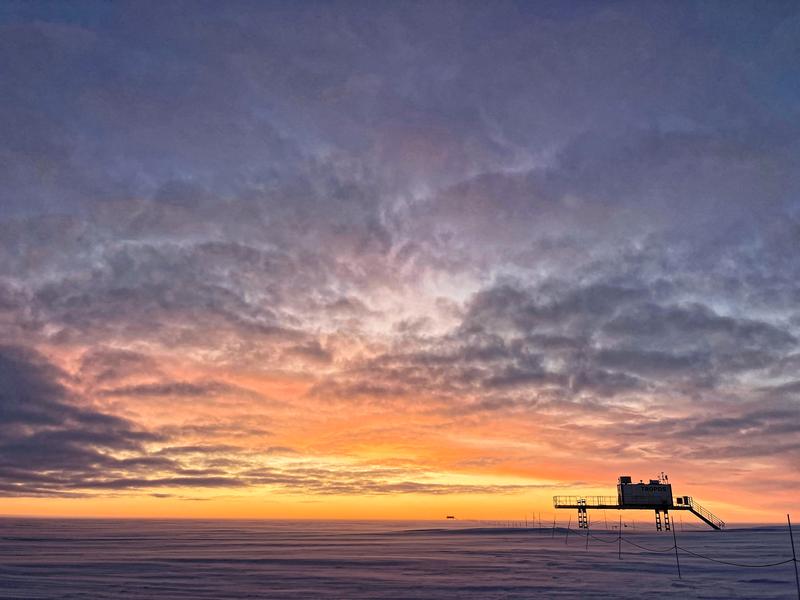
[554,474,725,531]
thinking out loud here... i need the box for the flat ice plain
[1,519,797,599]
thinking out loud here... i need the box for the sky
[1,0,799,522]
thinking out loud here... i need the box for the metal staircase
[685,497,725,530]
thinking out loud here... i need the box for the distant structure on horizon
[553,473,725,531]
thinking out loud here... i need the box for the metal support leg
[664,510,671,531]
[577,500,588,529]
[655,510,662,531]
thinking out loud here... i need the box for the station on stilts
[554,473,725,531]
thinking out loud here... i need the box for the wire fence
[532,513,800,598]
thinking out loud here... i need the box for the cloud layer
[1,1,799,516]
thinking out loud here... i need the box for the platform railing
[553,495,619,508]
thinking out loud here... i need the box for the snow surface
[0,519,797,599]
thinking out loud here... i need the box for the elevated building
[553,473,725,531]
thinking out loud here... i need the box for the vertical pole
[565,514,571,545]
[552,515,556,538]
[618,515,622,560]
[605,510,608,530]
[585,518,590,551]
[788,514,800,600]
[671,517,682,580]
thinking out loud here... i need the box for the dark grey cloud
[0,345,165,495]
[154,444,244,456]
[0,346,281,496]
[573,401,800,474]
[77,347,161,384]
[604,302,796,349]
[285,341,334,365]
[314,274,798,408]
[99,380,264,400]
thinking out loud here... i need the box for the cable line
[677,546,796,569]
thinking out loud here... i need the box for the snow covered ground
[0,519,797,599]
